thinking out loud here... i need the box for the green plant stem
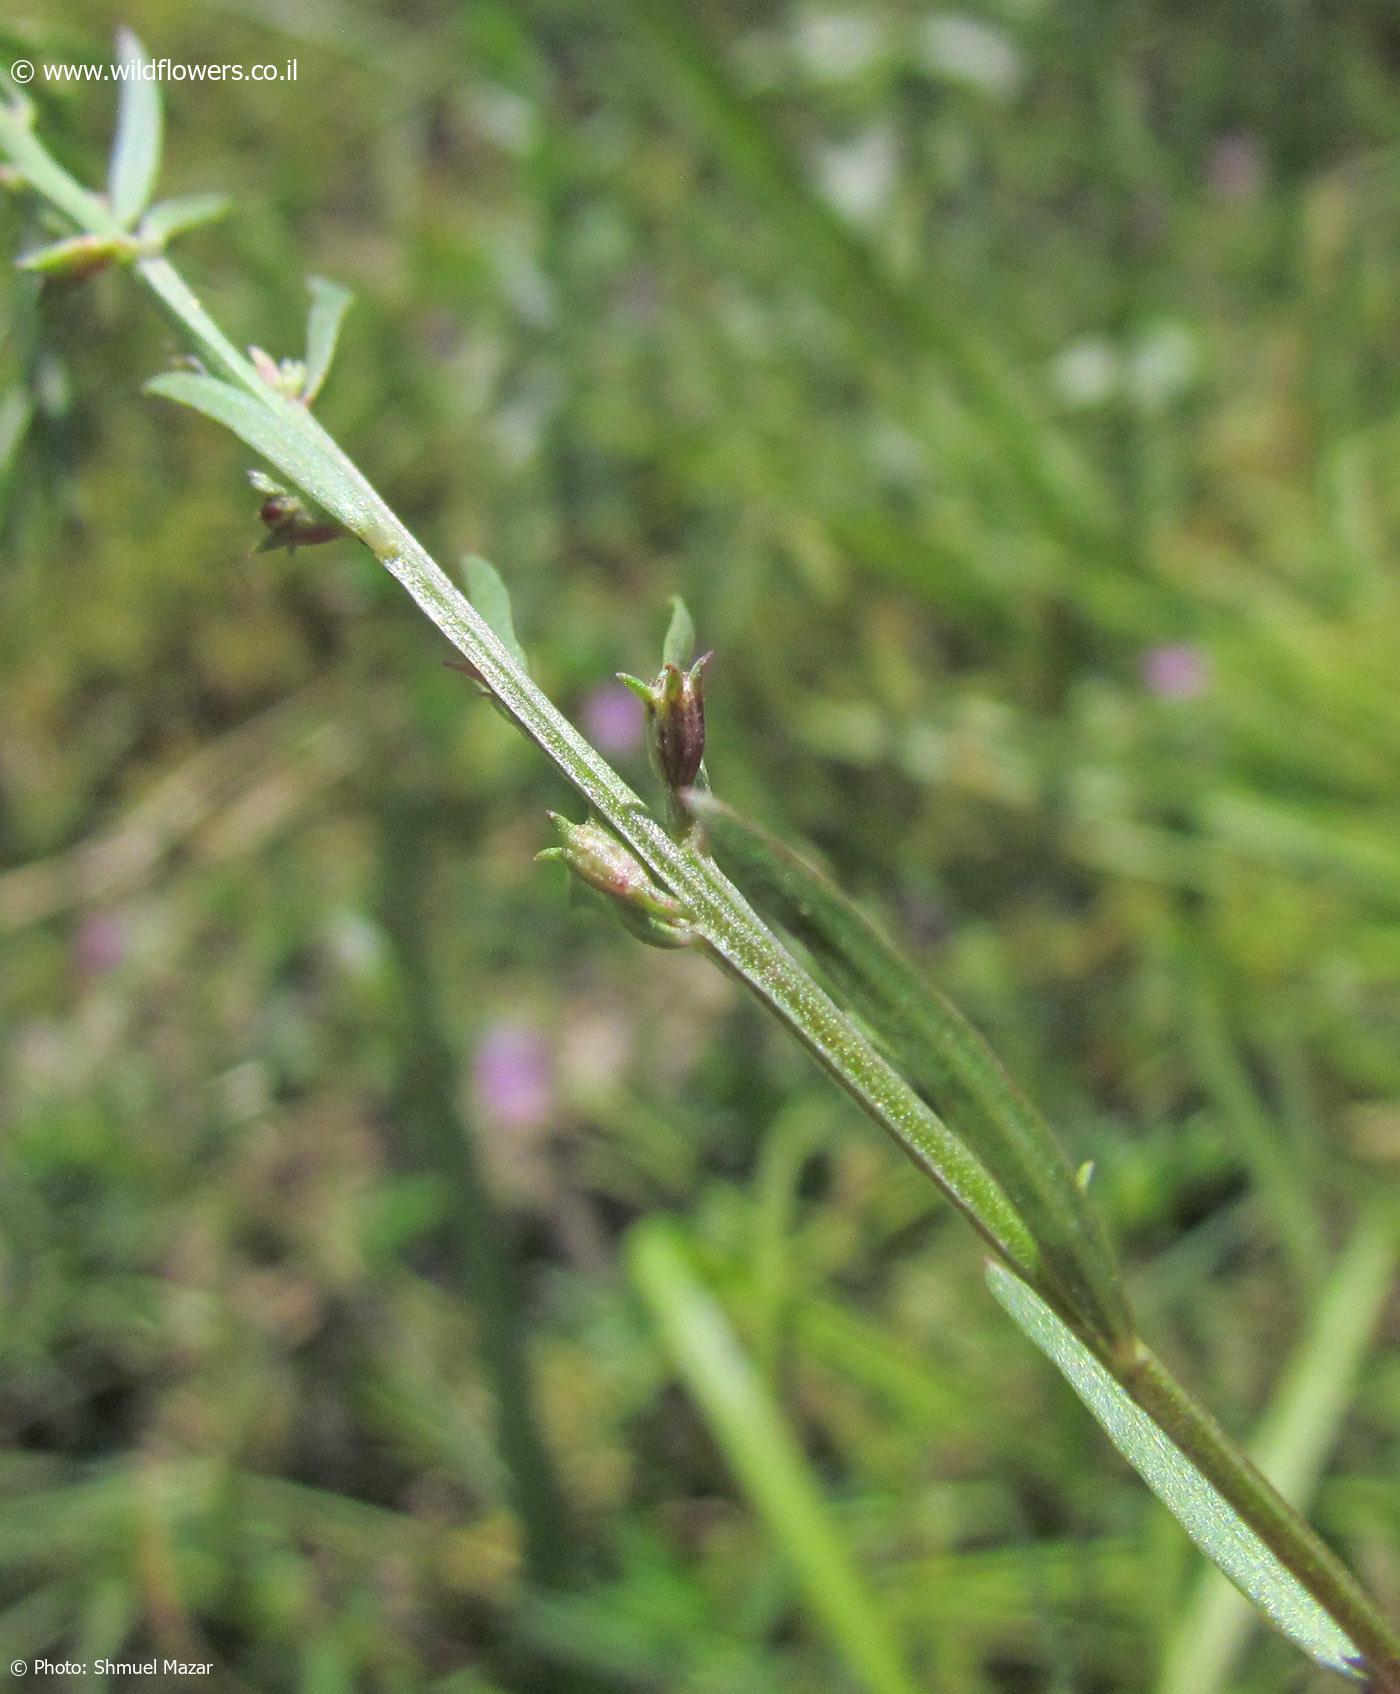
[372,529,1040,1282]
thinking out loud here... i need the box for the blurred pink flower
[1208,133,1262,202]
[579,681,644,756]
[73,912,126,975]
[473,1020,554,1131]
[1141,643,1210,700]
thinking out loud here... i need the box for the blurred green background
[3,0,1400,1688]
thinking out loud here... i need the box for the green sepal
[662,594,696,668]
[613,900,697,950]
[537,815,686,923]
[537,820,694,947]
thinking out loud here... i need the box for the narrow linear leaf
[662,594,695,668]
[139,193,230,248]
[143,370,377,539]
[686,791,1130,1351]
[1158,1201,1399,1694]
[461,556,528,673]
[630,1219,922,1694]
[986,1262,1361,1681]
[107,31,162,227]
[302,275,354,403]
[0,103,120,236]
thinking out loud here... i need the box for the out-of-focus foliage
[2,1,1400,1689]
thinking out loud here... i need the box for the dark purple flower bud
[652,657,708,793]
[620,655,711,801]
[248,471,345,553]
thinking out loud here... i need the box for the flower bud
[619,654,711,832]
[16,232,140,283]
[248,471,345,552]
[249,345,310,400]
[537,815,695,948]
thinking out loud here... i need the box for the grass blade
[617,0,1109,549]
[107,30,162,227]
[1181,960,1326,1294]
[986,1262,1361,1681]
[686,791,1130,1351]
[630,1218,922,1694]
